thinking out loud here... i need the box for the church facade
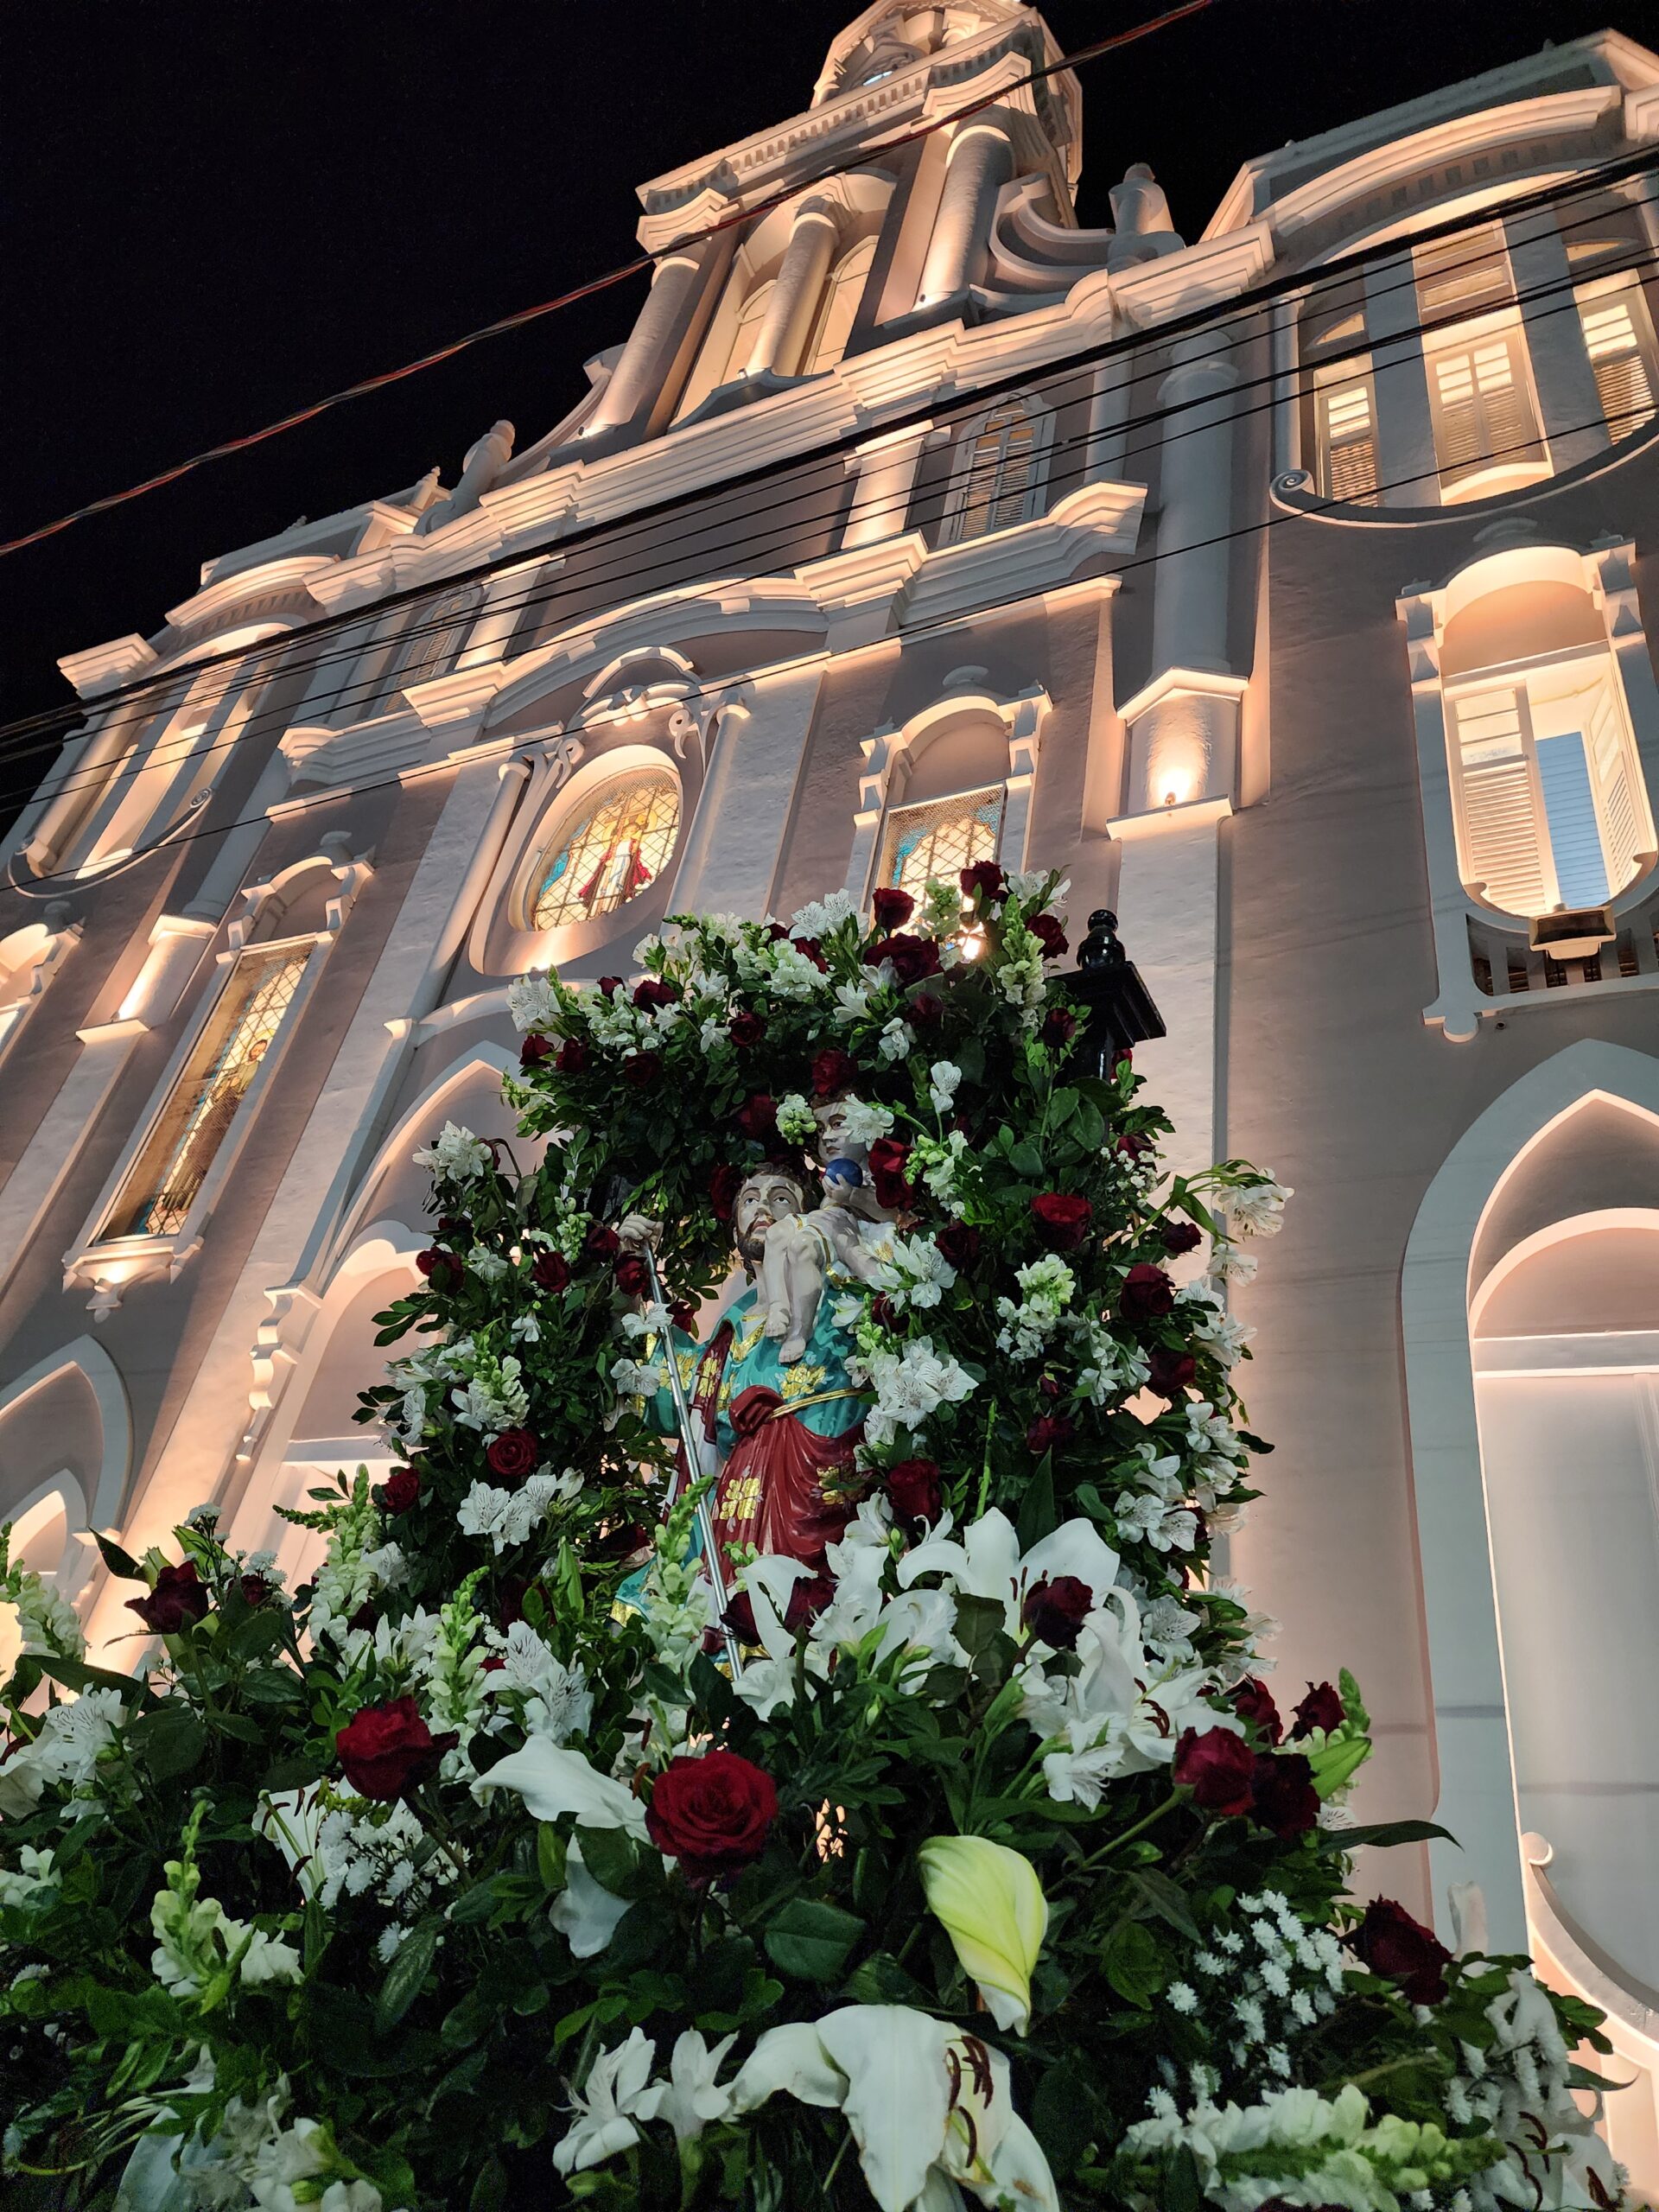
[5,0,1659,2174]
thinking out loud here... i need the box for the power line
[0,0,1219,564]
[8,207,1651,823]
[13,139,1653,771]
[9,391,1644,901]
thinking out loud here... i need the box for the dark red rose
[597,976,624,997]
[556,1037,590,1074]
[960,861,1007,903]
[633,978,680,1011]
[645,1749,779,1880]
[1027,912,1068,960]
[1160,1220,1204,1257]
[869,932,941,988]
[436,1214,472,1242]
[868,1294,899,1330]
[1026,1412,1075,1454]
[728,1010,766,1049]
[1351,1898,1452,2005]
[735,1093,778,1141]
[934,1222,981,1271]
[1147,1345,1198,1398]
[586,1223,621,1261]
[347,1599,379,1633]
[532,1251,571,1294]
[415,1247,460,1290]
[810,1046,857,1098]
[868,1137,913,1209]
[486,1427,540,1485]
[480,1654,505,1673]
[709,1163,743,1222]
[1031,1193,1094,1251]
[622,1051,662,1090]
[669,1298,697,1332]
[519,1032,556,1070]
[1039,1006,1077,1049]
[614,1252,650,1298]
[1250,1751,1319,1841]
[1116,1130,1154,1162]
[1114,1046,1135,1072]
[1120,1262,1176,1325]
[336,1696,457,1802]
[765,921,789,942]
[1231,1677,1282,1745]
[1292,1681,1345,1739]
[126,1560,213,1637]
[791,937,829,972]
[240,1573,274,1608]
[1173,1725,1256,1814]
[886,1457,944,1529]
[871,887,916,931]
[1022,1574,1093,1650]
[382,1467,423,1516]
[909,992,944,1027]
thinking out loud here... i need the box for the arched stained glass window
[876,785,1004,903]
[531,769,681,930]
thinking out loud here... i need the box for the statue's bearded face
[734,1171,807,1268]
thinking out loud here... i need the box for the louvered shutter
[1452,689,1550,912]
[1428,331,1543,489]
[1316,375,1379,504]
[956,404,1039,542]
[1578,291,1658,440]
[1584,679,1643,895]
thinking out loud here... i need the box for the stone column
[917,123,1014,307]
[742,199,841,379]
[841,423,933,548]
[1151,331,1238,684]
[582,251,704,435]
[1363,245,1440,508]
[1503,207,1608,473]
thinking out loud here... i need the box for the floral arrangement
[0,869,1622,2211]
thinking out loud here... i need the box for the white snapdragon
[911,1128,973,1211]
[455,1472,569,1556]
[926,1060,962,1114]
[0,1845,57,1910]
[774,1092,819,1144]
[995,1253,1076,1361]
[505,975,559,1033]
[412,1122,492,1183]
[1229,1178,1292,1236]
[789,890,856,940]
[769,942,830,1001]
[449,1354,531,1436]
[857,1337,976,1447]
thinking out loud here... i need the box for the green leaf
[1126,1868,1202,1942]
[374,1917,441,2033]
[35,1654,148,1701]
[262,1751,330,1793]
[1007,1140,1045,1179]
[1100,1919,1164,2009]
[575,1823,644,1898]
[537,1823,568,1893]
[762,1897,865,1984]
[845,1951,931,2007]
[1016,1452,1057,1551]
[94,1531,143,1580]
[128,1704,206,1781]
[1317,1819,1455,1854]
[1166,2143,1203,2212]
[1032,2059,1096,2177]
[1072,1098,1106,1153]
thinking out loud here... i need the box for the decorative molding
[57,636,157,700]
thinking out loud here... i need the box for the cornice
[163,555,340,634]
[57,636,158,701]
[303,523,514,615]
[1108,227,1274,333]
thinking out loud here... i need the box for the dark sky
[0,0,1632,780]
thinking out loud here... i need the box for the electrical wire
[9,389,1646,901]
[9,208,1653,823]
[0,0,1221,564]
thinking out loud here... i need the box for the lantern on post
[1065,909,1166,1081]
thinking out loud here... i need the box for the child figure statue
[760,1156,887,1363]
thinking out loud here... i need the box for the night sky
[0,0,1633,793]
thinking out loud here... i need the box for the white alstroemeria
[454,1472,565,1556]
[790,889,857,940]
[927,1061,962,1114]
[1115,1491,1199,1554]
[509,1313,541,1344]
[611,1353,668,1398]
[1040,1727,1123,1810]
[1142,1592,1204,1653]
[550,1839,632,1960]
[734,2006,1058,2212]
[651,2029,740,2145]
[1192,1303,1253,1367]
[485,1620,593,1743]
[729,1555,823,1719]
[29,1686,128,1789]
[412,1122,492,1183]
[872,1233,957,1314]
[835,1096,894,1147]
[1005,869,1069,905]
[0,1843,57,1909]
[552,2027,664,2176]
[833,981,872,1026]
[505,975,559,1033]
[1229,1177,1292,1236]
[1209,1236,1257,1284]
[876,1017,913,1065]
[858,1337,976,1448]
[474,1741,650,1840]
[899,1509,1121,1642]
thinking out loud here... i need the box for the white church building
[4,0,1659,2176]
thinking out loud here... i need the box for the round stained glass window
[530,768,681,931]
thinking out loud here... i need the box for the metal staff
[641,1242,744,1675]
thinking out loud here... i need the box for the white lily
[898,1508,1121,1640]
[734,2005,1058,2212]
[730,1556,823,1720]
[917,1835,1048,2033]
[254,1787,327,1901]
[549,1839,632,1960]
[472,1742,649,1840]
[551,2026,664,2176]
[652,2029,739,2144]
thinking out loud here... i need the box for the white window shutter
[1452,690,1551,913]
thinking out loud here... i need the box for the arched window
[1300,280,1379,505]
[1440,562,1652,918]
[529,767,681,930]
[676,281,777,423]
[945,398,1049,543]
[364,586,481,716]
[804,238,876,376]
[1414,225,1548,503]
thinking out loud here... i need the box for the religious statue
[621,1113,895,1579]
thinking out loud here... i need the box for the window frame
[873,779,1008,906]
[1573,269,1659,446]
[1421,307,1552,505]
[520,761,685,934]
[938,397,1056,545]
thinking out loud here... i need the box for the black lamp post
[1066,910,1166,1081]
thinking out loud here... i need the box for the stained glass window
[876,785,1004,904]
[531,769,680,931]
[103,942,311,1241]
